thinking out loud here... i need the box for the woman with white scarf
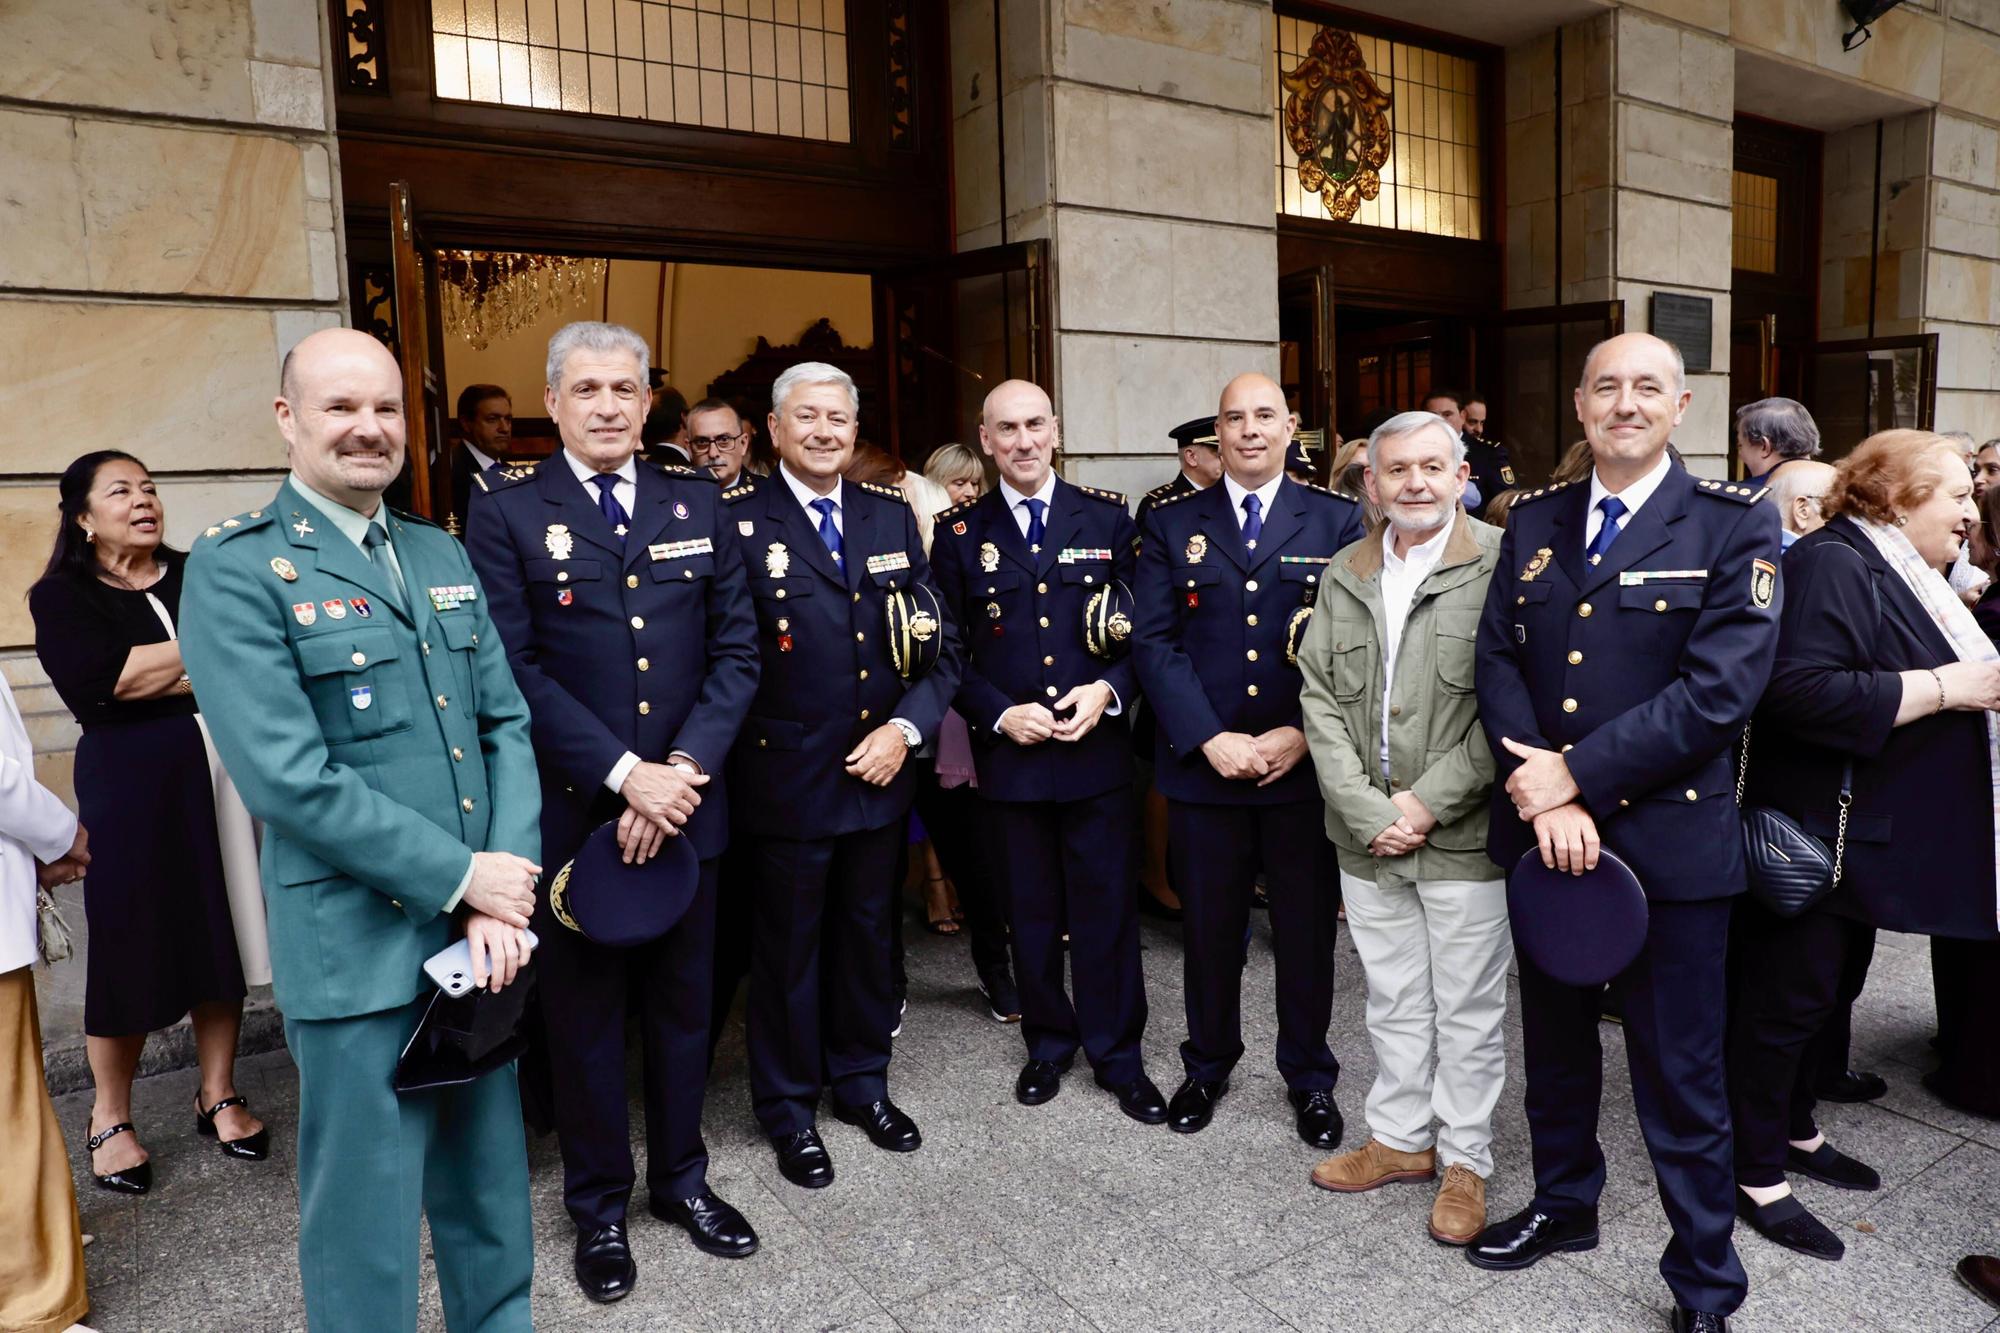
[1728,430,2000,1264]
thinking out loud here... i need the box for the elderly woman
[924,442,986,511]
[1728,430,2000,1262]
[28,452,268,1195]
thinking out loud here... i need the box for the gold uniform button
[860,708,871,720]
[1246,614,1258,627]
[1246,649,1259,662]
[435,694,448,709]
[859,669,870,681]
[1037,582,1048,594]
[1578,602,1593,618]
[350,651,366,666]
[855,631,866,642]
[630,616,645,630]
[1562,698,1578,713]
[451,747,464,761]
[1517,595,1526,606]
[758,738,768,748]
[637,657,650,671]
[1561,744,1574,753]
[627,574,639,588]
[1247,684,1260,697]
[1686,788,1699,801]
[1045,686,1058,698]
[638,701,651,715]
[1654,598,1668,612]
[1619,798,1630,808]
[852,591,861,603]
[390,899,402,909]
[1038,616,1050,627]
[422,642,431,655]
[1043,655,1055,666]
[1567,650,1583,665]
[557,571,569,583]
[461,798,474,813]
[1084,574,1094,584]
[1246,579,1259,592]
[471,633,478,647]
[775,588,787,599]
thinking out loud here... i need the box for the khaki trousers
[0,965,88,1333]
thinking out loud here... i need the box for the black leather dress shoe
[193,1094,270,1161]
[1735,1190,1843,1261]
[85,1122,151,1196]
[831,1098,922,1152]
[574,1222,637,1303]
[1465,1205,1598,1270]
[1670,1307,1729,1332]
[1956,1254,2000,1310]
[1015,1058,1070,1106]
[1288,1088,1344,1150]
[1816,1067,1888,1103]
[651,1191,759,1259]
[1096,1072,1168,1125]
[1166,1078,1227,1134]
[771,1129,835,1189]
[1784,1140,1880,1191]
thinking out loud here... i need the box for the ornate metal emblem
[766,542,791,579]
[908,610,938,643]
[545,523,574,561]
[979,541,1001,573]
[1185,533,1208,566]
[1521,547,1553,582]
[1281,28,1394,224]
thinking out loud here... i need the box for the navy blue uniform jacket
[465,457,759,862]
[930,479,1139,804]
[1475,462,1782,901]
[723,474,963,840]
[1133,477,1366,805]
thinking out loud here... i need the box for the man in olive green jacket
[181,329,542,1332]
[1297,410,1511,1248]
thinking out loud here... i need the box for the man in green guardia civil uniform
[180,328,543,1332]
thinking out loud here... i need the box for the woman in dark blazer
[1729,430,2000,1263]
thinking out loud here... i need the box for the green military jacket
[1298,511,1504,890]
[179,479,540,1021]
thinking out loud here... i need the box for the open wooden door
[1279,265,1336,444]
[1485,300,1626,484]
[1798,333,1939,463]
[875,240,1051,470]
[387,181,451,526]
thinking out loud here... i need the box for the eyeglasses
[690,432,746,450]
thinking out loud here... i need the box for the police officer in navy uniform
[1469,333,1779,1333]
[1133,372,1366,1146]
[1461,393,1516,519]
[931,379,1165,1122]
[466,322,762,1301]
[1141,416,1224,515]
[725,361,962,1190]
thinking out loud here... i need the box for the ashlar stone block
[1928,252,2000,326]
[1614,11,1684,109]
[0,110,88,290]
[1051,83,1269,229]
[1940,22,2000,121]
[1618,103,1731,205]
[1056,332,1278,457]
[250,0,322,66]
[1932,181,2000,260]
[1058,0,1269,116]
[1622,0,1730,35]
[1934,114,2000,191]
[0,0,256,123]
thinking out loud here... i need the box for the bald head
[1765,458,1837,537]
[275,327,408,515]
[1574,332,1691,482]
[979,378,1059,493]
[1216,373,1295,489]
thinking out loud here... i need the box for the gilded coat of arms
[1282,28,1394,223]
[545,524,574,561]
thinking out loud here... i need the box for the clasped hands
[36,824,90,889]
[1501,736,1599,876]
[997,681,1115,746]
[461,848,543,992]
[1200,725,1308,788]
[617,759,710,863]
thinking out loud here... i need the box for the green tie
[361,523,408,610]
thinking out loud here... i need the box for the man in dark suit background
[725,361,962,1190]
[466,322,763,1302]
[1141,416,1224,515]
[931,378,1164,1123]
[1133,372,1366,1147]
[1470,332,1779,1333]
[450,383,512,533]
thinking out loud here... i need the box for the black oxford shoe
[1815,1067,1888,1104]
[1465,1205,1598,1271]
[831,1097,922,1152]
[771,1129,835,1189]
[1671,1308,1729,1333]
[574,1222,637,1303]
[1096,1071,1169,1125]
[1288,1088,1344,1150]
[652,1190,759,1259]
[1015,1058,1070,1106]
[1735,1191,1843,1261]
[1166,1078,1227,1134]
[1784,1140,1880,1191]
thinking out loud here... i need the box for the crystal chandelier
[437,251,607,351]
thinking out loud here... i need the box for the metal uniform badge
[1500,466,1517,486]
[766,543,791,578]
[739,520,755,536]
[557,588,573,606]
[777,615,793,652]
[1185,533,1208,565]
[1751,558,1776,609]
[349,597,372,618]
[349,686,372,711]
[321,599,347,620]
[673,501,689,520]
[979,541,1000,573]
[270,557,298,582]
[545,524,574,560]
[1521,547,1553,582]
[292,601,316,626]
[952,521,967,536]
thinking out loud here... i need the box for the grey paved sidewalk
[56,912,2000,1332]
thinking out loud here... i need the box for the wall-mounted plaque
[1650,293,1714,372]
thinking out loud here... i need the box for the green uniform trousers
[286,998,534,1332]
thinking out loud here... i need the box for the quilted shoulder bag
[1736,720,1851,918]
[36,884,75,965]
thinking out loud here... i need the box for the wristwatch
[891,718,921,749]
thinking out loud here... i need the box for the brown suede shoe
[1310,1138,1436,1193]
[1429,1164,1487,1245]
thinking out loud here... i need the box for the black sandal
[85,1122,152,1194]
[194,1094,270,1161]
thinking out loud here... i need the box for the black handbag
[1736,720,1852,918]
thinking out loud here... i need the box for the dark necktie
[590,473,629,544]
[1023,497,1046,551]
[360,523,407,609]
[810,496,844,565]
[1586,495,1628,564]
[1242,492,1264,550]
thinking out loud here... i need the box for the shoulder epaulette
[390,507,441,532]
[646,460,716,481]
[1296,480,1360,505]
[934,498,978,528]
[1508,479,1579,508]
[1152,485,1201,509]
[1693,478,1769,505]
[475,460,541,493]
[1073,483,1127,506]
[200,508,276,542]
[722,481,758,503]
[854,478,908,503]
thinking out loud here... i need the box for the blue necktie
[1023,497,1046,551]
[1586,495,1627,564]
[810,496,843,565]
[590,473,629,545]
[1242,492,1263,550]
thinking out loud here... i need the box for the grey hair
[922,442,986,491]
[1940,430,1977,458]
[771,361,859,416]
[546,321,651,390]
[1365,410,1467,474]
[1578,336,1687,395]
[1734,397,1821,460]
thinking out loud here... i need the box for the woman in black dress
[29,452,268,1194]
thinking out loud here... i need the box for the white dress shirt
[0,676,78,973]
[1378,514,1457,778]
[1222,472,1287,541]
[462,440,497,473]
[1583,450,1673,552]
[997,472,1058,541]
[562,448,637,531]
